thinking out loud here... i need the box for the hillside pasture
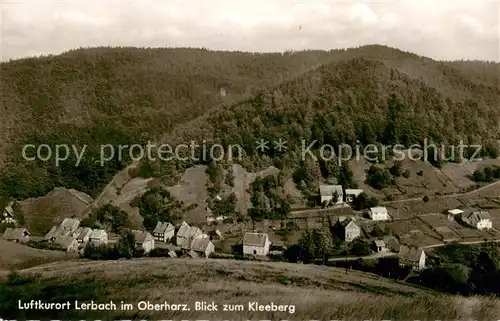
[0,240,69,270]
[2,258,495,320]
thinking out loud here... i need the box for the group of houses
[43,218,109,252]
[448,209,493,230]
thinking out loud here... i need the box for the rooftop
[243,232,268,247]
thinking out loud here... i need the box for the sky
[1,0,499,61]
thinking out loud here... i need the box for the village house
[153,221,175,243]
[335,218,361,242]
[1,201,15,223]
[373,240,388,253]
[59,218,81,236]
[54,236,79,252]
[243,232,271,256]
[398,246,426,271]
[89,229,108,245]
[2,227,30,243]
[383,235,401,252]
[75,227,92,244]
[461,211,493,230]
[368,207,389,221]
[319,185,344,205]
[345,189,364,203]
[176,221,203,249]
[132,230,155,253]
[190,238,215,258]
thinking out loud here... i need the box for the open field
[0,240,70,270]
[167,165,209,224]
[2,258,499,320]
[392,158,459,197]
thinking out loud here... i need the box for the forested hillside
[0,45,498,201]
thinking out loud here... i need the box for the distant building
[368,207,389,221]
[373,240,387,253]
[243,232,270,256]
[176,221,203,249]
[345,189,363,203]
[399,246,426,271]
[153,221,175,243]
[89,229,108,245]
[54,236,79,252]
[461,211,492,230]
[190,238,215,258]
[447,209,464,221]
[335,218,360,242]
[319,185,344,205]
[2,228,30,243]
[132,230,155,253]
[75,227,92,244]
[1,201,15,223]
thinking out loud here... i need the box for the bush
[402,169,411,178]
[423,196,430,202]
[366,165,392,189]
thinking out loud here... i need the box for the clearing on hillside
[18,187,92,235]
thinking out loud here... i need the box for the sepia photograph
[0,0,499,320]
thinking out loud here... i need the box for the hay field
[3,258,499,320]
[0,240,69,270]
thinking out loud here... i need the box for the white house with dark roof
[461,211,492,230]
[190,238,215,258]
[243,232,270,256]
[176,221,202,249]
[335,218,361,242]
[345,189,364,203]
[1,201,15,223]
[89,229,108,245]
[153,221,175,243]
[399,246,426,271]
[2,227,30,243]
[368,207,389,221]
[132,230,155,253]
[319,185,344,205]
[76,227,92,244]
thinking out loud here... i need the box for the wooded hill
[0,45,498,201]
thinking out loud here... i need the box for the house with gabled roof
[132,230,155,253]
[60,218,80,235]
[190,238,215,258]
[176,221,202,249]
[319,185,344,205]
[89,229,108,245]
[243,232,270,256]
[334,217,360,242]
[461,211,492,230]
[399,246,426,271]
[153,221,175,243]
[2,227,30,243]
